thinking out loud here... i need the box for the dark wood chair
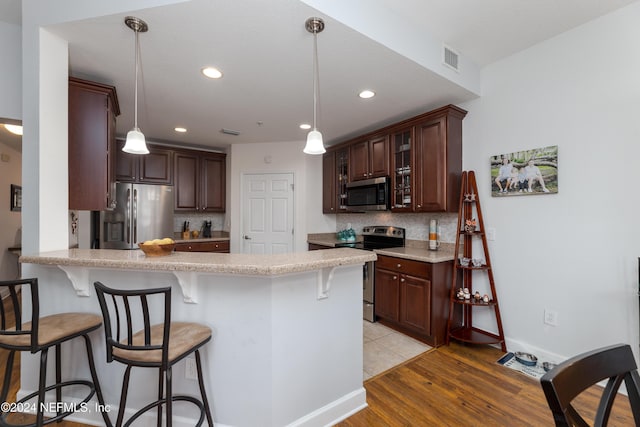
[540,343,640,426]
[0,278,111,427]
[93,281,213,427]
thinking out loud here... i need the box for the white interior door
[242,173,294,254]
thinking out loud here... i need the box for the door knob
[243,235,252,240]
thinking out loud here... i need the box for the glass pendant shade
[303,129,325,154]
[123,128,149,154]
[122,16,149,155]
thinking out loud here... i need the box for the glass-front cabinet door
[336,148,349,210]
[391,127,414,211]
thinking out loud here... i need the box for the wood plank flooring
[2,292,635,426]
[338,342,635,427]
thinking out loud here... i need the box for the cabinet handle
[215,244,219,248]
[393,276,398,280]
[400,278,405,282]
[397,263,402,268]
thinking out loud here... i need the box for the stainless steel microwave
[346,176,390,211]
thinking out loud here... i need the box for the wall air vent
[220,128,241,136]
[443,45,460,72]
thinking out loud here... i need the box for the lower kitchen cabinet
[174,240,229,253]
[375,254,457,347]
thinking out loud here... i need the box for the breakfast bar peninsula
[20,248,375,427]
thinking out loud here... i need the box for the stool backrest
[0,278,40,352]
[93,281,172,367]
[540,343,640,426]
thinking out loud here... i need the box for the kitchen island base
[21,249,373,427]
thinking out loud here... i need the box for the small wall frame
[10,184,21,211]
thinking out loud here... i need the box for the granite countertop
[20,247,376,276]
[374,243,458,263]
[307,233,362,247]
[307,233,459,264]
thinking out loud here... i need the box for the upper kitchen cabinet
[390,126,414,212]
[68,77,120,210]
[413,105,466,212]
[174,150,226,212]
[322,147,349,213]
[115,140,173,184]
[348,135,389,181]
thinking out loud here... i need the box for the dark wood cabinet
[174,150,226,212]
[321,104,465,213]
[322,148,349,213]
[174,240,229,253]
[390,126,414,211]
[374,268,401,322]
[349,135,389,181]
[375,255,456,347]
[115,141,173,184]
[68,77,119,210]
[414,106,466,212]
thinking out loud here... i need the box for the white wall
[229,141,335,253]
[0,142,22,280]
[460,2,640,362]
[0,21,21,120]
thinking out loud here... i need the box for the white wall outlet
[486,228,496,241]
[185,357,197,380]
[544,309,558,326]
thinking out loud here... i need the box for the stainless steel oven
[359,226,405,322]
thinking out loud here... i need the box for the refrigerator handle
[126,188,131,244]
[133,188,138,244]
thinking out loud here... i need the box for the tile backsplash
[174,213,226,234]
[336,212,459,243]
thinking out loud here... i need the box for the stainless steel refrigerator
[98,183,174,249]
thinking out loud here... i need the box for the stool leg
[116,366,132,427]
[157,368,163,427]
[195,350,214,427]
[55,344,62,422]
[0,350,16,404]
[82,335,112,427]
[165,367,173,427]
[37,348,49,427]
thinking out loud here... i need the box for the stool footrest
[0,380,96,427]
[124,395,206,427]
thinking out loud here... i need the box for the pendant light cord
[312,30,319,131]
[134,29,140,130]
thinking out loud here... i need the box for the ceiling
[1,0,637,152]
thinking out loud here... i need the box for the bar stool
[0,278,111,427]
[93,281,213,427]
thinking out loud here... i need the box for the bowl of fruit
[138,238,176,256]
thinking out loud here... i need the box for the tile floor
[363,320,432,380]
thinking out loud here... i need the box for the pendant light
[303,17,326,155]
[122,16,149,155]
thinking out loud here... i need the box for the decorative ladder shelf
[446,170,506,352]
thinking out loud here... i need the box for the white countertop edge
[20,248,376,276]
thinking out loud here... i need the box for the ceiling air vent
[220,128,241,136]
[443,45,459,72]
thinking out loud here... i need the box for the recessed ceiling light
[358,90,375,99]
[3,124,23,135]
[201,67,223,79]
[174,127,187,133]
[299,123,311,130]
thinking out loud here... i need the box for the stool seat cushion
[113,322,212,364]
[0,312,102,348]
